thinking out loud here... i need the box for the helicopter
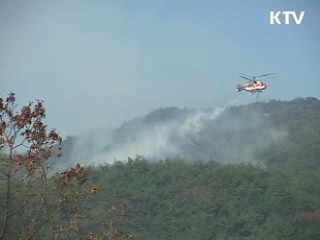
[236,73,276,101]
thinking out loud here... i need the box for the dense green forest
[1,96,320,239]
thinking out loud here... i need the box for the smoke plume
[55,98,287,169]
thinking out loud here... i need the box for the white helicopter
[236,73,276,101]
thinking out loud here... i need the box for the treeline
[4,157,319,240]
[86,157,320,240]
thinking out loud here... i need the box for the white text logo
[270,11,305,25]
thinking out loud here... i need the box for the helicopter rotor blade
[239,76,253,81]
[259,76,276,81]
[254,73,276,78]
[239,73,254,78]
[239,73,276,79]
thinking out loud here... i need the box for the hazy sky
[1,0,319,137]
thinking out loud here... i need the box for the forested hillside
[86,157,320,240]
[1,96,320,240]
[56,97,320,168]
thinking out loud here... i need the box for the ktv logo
[270,11,305,25]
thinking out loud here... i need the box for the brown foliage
[0,93,63,240]
[1,93,133,240]
[56,164,89,191]
[0,93,62,163]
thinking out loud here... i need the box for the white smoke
[61,96,287,168]
[68,98,242,165]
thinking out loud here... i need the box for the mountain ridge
[52,97,320,170]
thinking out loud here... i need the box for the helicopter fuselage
[236,81,267,92]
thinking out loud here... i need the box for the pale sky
[1,0,319,137]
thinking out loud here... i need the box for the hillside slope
[55,97,320,168]
[4,97,320,240]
